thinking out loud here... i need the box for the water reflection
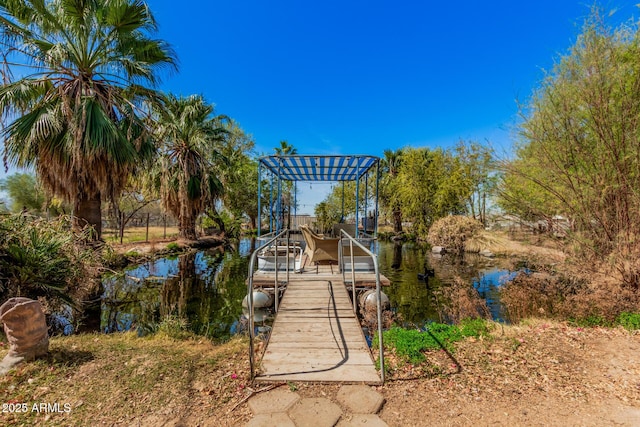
[377,241,518,326]
[101,241,252,341]
[100,238,523,341]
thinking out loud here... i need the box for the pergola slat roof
[259,155,379,182]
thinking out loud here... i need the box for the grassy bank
[103,226,180,244]
[0,333,252,426]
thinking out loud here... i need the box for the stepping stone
[246,412,296,427]
[337,414,389,426]
[248,388,300,414]
[337,385,385,414]
[289,397,342,427]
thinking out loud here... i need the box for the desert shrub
[607,240,640,290]
[500,272,568,323]
[427,215,483,254]
[0,214,99,312]
[435,276,491,323]
[501,270,640,324]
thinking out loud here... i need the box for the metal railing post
[350,240,356,314]
[338,229,385,383]
[247,229,289,381]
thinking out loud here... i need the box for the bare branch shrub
[501,271,640,323]
[436,276,490,323]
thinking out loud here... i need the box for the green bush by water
[374,319,491,364]
[568,315,612,328]
[154,315,195,340]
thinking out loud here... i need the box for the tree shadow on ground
[44,348,94,368]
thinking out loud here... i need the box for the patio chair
[300,225,340,273]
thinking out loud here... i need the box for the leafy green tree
[395,147,469,238]
[324,183,357,227]
[0,0,176,239]
[217,122,260,230]
[502,9,640,270]
[497,154,566,224]
[0,172,45,213]
[380,148,404,232]
[454,141,494,225]
[273,141,297,228]
[314,201,339,234]
[153,94,226,240]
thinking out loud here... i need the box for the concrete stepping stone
[337,385,385,414]
[248,388,301,414]
[245,412,296,427]
[336,414,389,426]
[288,397,342,427]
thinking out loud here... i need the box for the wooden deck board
[255,280,381,384]
[250,263,391,288]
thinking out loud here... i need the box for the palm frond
[0,0,177,238]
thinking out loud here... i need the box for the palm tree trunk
[179,214,198,240]
[74,193,102,239]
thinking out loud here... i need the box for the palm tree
[273,140,297,227]
[274,140,297,155]
[382,148,404,233]
[153,94,226,240]
[0,0,176,239]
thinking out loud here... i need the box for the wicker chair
[300,225,339,272]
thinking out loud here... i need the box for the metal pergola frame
[257,155,381,238]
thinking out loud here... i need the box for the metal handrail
[337,229,385,383]
[247,229,289,381]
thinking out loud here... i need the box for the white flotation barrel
[242,290,273,309]
[358,289,390,311]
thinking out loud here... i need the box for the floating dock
[253,272,383,384]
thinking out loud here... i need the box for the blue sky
[146,0,627,155]
[145,0,636,212]
[2,1,638,213]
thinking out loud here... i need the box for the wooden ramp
[255,280,381,384]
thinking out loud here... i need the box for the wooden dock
[254,278,381,384]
